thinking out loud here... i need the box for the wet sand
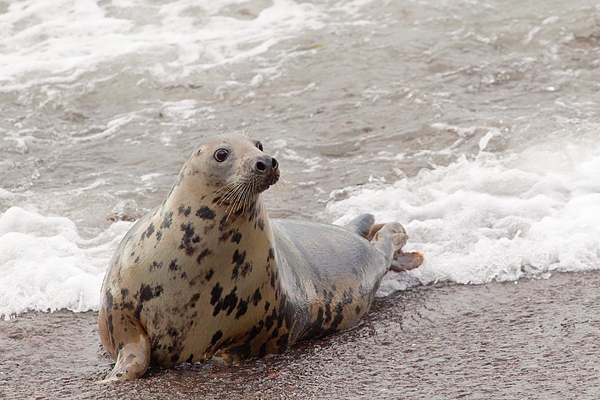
[2,270,600,399]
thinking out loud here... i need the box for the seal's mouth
[254,178,277,194]
[258,169,279,192]
[216,169,279,214]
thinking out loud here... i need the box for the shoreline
[2,270,600,399]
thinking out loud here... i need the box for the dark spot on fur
[330,303,345,330]
[186,354,194,363]
[275,301,286,329]
[178,205,191,217]
[268,247,275,261]
[248,320,264,341]
[181,222,195,236]
[156,230,163,241]
[161,210,174,229]
[221,287,239,316]
[283,298,293,329]
[187,293,200,309]
[122,300,135,311]
[180,222,200,256]
[105,291,114,311]
[269,328,279,340]
[196,206,216,220]
[231,231,242,244]
[315,307,324,327]
[235,299,248,319]
[107,314,114,336]
[210,283,223,306]
[211,330,223,346]
[212,297,222,315]
[139,283,163,302]
[264,301,271,312]
[219,229,234,242]
[232,249,246,266]
[149,261,163,271]
[227,343,251,360]
[249,204,260,221]
[257,218,265,231]
[218,213,242,231]
[322,290,334,324]
[142,223,155,240]
[196,248,212,264]
[355,305,362,315]
[169,259,179,271]
[205,268,214,281]
[324,304,332,324]
[134,255,140,264]
[176,170,185,186]
[171,354,180,363]
[241,262,252,278]
[252,288,262,306]
[231,250,247,279]
[181,272,187,280]
[167,327,179,338]
[265,308,277,331]
[121,288,129,298]
[259,343,267,357]
[276,333,289,352]
[342,290,353,305]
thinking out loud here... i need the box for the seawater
[1,0,599,316]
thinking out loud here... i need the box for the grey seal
[98,134,423,381]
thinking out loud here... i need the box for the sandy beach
[2,269,600,399]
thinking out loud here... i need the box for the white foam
[328,141,600,295]
[0,207,132,318]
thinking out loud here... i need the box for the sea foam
[0,207,132,318]
[329,140,600,296]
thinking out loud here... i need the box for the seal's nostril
[256,161,266,171]
[272,158,278,169]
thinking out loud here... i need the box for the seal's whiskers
[273,177,290,202]
[215,174,262,219]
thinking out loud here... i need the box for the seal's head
[181,134,279,213]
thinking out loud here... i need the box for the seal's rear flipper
[390,251,424,272]
[346,214,375,238]
[371,222,406,265]
[371,222,423,271]
[96,332,151,383]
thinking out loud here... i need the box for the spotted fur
[97,134,423,382]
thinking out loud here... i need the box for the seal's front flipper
[391,251,423,272]
[96,332,151,383]
[346,214,375,238]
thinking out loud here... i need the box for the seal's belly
[271,219,389,341]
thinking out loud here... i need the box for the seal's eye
[214,148,229,162]
[256,141,263,151]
